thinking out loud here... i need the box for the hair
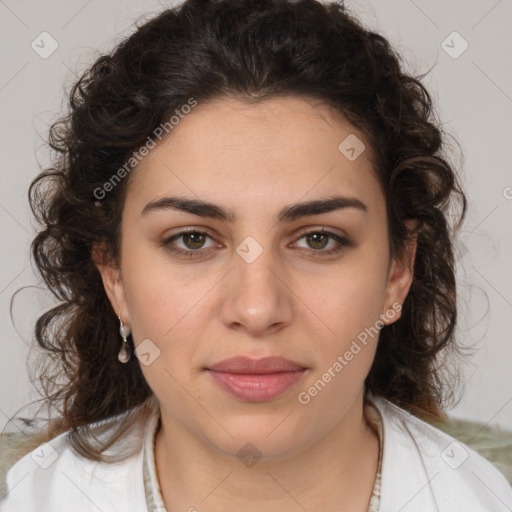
[9,0,466,463]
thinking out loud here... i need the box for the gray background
[1,0,511,432]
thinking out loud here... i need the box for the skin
[96,95,416,512]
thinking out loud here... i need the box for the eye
[292,229,352,256]
[161,229,218,258]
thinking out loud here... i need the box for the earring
[118,316,131,363]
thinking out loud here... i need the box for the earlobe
[92,244,130,323]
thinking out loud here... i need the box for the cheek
[120,245,218,383]
[300,243,389,377]
[121,254,207,400]
[121,240,205,334]
[308,252,389,333]
[297,274,384,409]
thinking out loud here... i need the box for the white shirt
[1,394,511,512]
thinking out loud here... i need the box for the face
[97,95,414,459]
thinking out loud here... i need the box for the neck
[154,392,380,512]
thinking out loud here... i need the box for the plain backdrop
[1,0,511,433]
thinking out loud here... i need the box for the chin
[204,415,315,462]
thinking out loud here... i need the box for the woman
[1,0,511,511]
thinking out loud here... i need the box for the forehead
[125,95,383,218]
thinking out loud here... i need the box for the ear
[381,219,417,325]
[92,243,130,324]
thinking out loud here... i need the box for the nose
[219,243,295,338]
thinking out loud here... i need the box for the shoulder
[370,394,512,512]
[0,412,152,512]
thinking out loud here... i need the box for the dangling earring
[118,316,131,363]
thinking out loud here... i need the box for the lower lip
[206,369,307,402]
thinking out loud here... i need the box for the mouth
[204,356,308,402]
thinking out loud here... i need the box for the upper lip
[206,356,306,374]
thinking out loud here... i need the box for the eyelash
[160,227,353,260]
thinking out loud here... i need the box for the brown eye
[304,232,330,250]
[293,229,353,257]
[181,232,207,250]
[161,229,218,258]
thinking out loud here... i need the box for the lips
[207,356,306,374]
[205,356,307,402]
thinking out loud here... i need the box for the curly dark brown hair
[12,0,467,463]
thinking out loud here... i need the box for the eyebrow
[141,195,367,223]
